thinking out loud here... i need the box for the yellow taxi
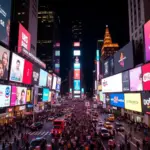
[104,121,113,129]
[107,114,115,122]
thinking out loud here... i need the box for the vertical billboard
[32,65,40,85]
[74,69,80,79]
[56,77,61,92]
[39,69,48,86]
[129,67,143,91]
[142,63,150,90]
[74,63,80,69]
[0,46,10,80]
[42,88,49,102]
[18,23,31,53]
[74,80,80,91]
[52,74,57,90]
[9,53,25,83]
[142,92,150,115]
[0,0,12,46]
[122,71,130,91]
[144,20,150,62]
[47,74,52,89]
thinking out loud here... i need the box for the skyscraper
[101,25,119,60]
[12,0,38,56]
[37,3,60,72]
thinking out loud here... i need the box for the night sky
[50,0,129,92]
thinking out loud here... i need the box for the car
[104,122,113,129]
[107,114,115,122]
[29,137,47,150]
[99,127,110,138]
[92,117,98,122]
[98,121,104,126]
[30,122,43,131]
[115,122,125,132]
[96,123,103,132]
[48,116,55,121]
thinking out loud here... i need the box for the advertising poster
[142,63,150,90]
[48,91,51,102]
[114,42,134,74]
[74,80,80,90]
[0,0,12,46]
[74,63,80,69]
[142,92,150,114]
[23,60,33,84]
[0,85,11,107]
[42,88,49,102]
[144,20,150,62]
[10,53,25,83]
[124,93,142,112]
[26,90,31,102]
[39,69,48,86]
[99,91,103,102]
[110,93,124,108]
[32,65,40,85]
[129,67,143,91]
[56,77,61,92]
[122,71,130,91]
[11,86,27,106]
[74,69,80,79]
[102,73,122,93]
[18,23,31,53]
[52,75,57,90]
[47,74,52,89]
[0,46,10,80]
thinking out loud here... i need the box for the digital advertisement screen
[144,20,150,62]
[23,60,33,84]
[74,63,80,69]
[110,93,124,108]
[124,93,142,112]
[32,65,40,85]
[74,80,80,90]
[0,46,10,80]
[122,71,130,91]
[52,75,57,90]
[26,89,31,102]
[105,93,110,105]
[73,50,81,56]
[0,85,11,107]
[55,50,60,56]
[0,0,12,46]
[11,86,27,106]
[99,91,103,102]
[102,73,122,93]
[74,57,80,63]
[142,63,150,90]
[73,42,80,47]
[10,53,25,83]
[48,91,51,102]
[18,23,31,53]
[42,88,49,102]
[110,57,114,75]
[74,69,80,79]
[129,67,143,91]
[37,88,42,102]
[114,42,134,74]
[142,92,150,114]
[39,69,48,86]
[56,77,61,92]
[103,60,109,77]
[47,74,52,89]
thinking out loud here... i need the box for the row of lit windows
[38,15,53,19]
[18,12,25,15]
[38,11,53,15]
[37,40,52,44]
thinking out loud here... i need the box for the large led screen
[142,63,150,90]
[114,42,134,74]
[26,89,31,102]
[144,20,150,62]
[103,59,109,77]
[56,77,61,92]
[32,65,40,85]
[18,23,31,53]
[142,92,150,115]
[0,46,10,80]
[11,86,27,106]
[0,85,11,107]
[73,50,81,56]
[122,71,130,91]
[129,67,143,91]
[110,93,124,108]
[0,0,12,46]
[52,75,57,90]
[39,69,48,86]
[37,87,42,102]
[10,53,25,83]
[74,80,80,90]
[102,73,122,93]
[47,74,52,89]
[74,63,80,69]
[74,69,80,79]
[124,93,142,112]
[23,60,33,84]
[99,91,103,102]
[42,88,49,102]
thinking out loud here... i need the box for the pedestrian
[124,134,127,143]
[127,141,131,150]
[25,141,30,150]
[142,138,145,149]
[2,142,5,150]
[136,141,140,150]
[8,143,12,150]
[113,129,116,136]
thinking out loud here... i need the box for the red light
[73,42,80,47]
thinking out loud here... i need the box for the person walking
[2,142,5,150]
[136,141,140,150]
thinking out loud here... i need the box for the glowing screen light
[73,42,80,47]
[73,50,81,56]
[74,63,80,69]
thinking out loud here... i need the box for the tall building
[101,25,119,60]
[37,4,60,72]
[72,20,83,42]
[128,0,150,64]
[12,0,38,56]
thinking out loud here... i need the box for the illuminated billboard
[73,50,81,56]
[73,42,80,47]
[74,80,80,90]
[74,69,80,79]
[74,63,80,69]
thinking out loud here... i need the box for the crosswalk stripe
[41,132,46,135]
